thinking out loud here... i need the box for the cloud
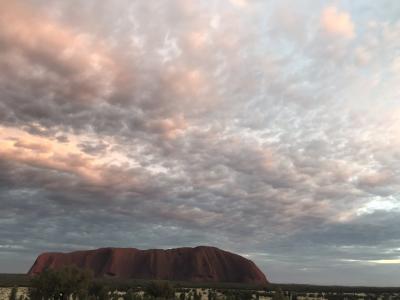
[320,6,355,39]
[0,0,400,285]
[0,127,105,184]
[229,0,248,8]
[0,1,117,93]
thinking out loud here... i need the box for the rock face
[28,246,268,284]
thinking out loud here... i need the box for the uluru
[28,246,268,284]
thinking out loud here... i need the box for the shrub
[144,281,175,299]
[29,265,92,300]
[9,286,17,300]
[272,288,288,300]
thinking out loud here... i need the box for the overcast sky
[1,0,400,286]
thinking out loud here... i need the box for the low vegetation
[2,272,400,300]
[29,266,92,300]
[8,286,17,300]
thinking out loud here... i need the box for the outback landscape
[1,0,400,298]
[2,277,400,300]
[1,247,400,300]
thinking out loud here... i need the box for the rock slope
[28,246,268,284]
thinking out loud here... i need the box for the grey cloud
[1,0,400,285]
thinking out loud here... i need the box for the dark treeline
[2,271,400,300]
[22,267,282,300]
[0,274,30,287]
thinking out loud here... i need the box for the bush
[144,281,175,299]
[29,265,93,300]
[272,288,288,300]
[179,291,186,300]
[88,281,112,300]
[9,286,17,300]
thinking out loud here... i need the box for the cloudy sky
[1,0,400,285]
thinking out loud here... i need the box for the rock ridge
[28,246,268,284]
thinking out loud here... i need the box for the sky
[0,0,400,286]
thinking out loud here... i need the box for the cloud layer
[1,0,400,285]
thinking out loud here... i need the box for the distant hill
[28,246,268,284]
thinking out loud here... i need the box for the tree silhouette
[29,266,92,300]
[144,281,175,299]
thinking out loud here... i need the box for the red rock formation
[28,246,268,284]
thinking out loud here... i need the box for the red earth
[28,246,268,284]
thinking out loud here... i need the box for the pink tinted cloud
[320,6,355,39]
[0,1,117,103]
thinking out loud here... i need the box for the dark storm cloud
[1,0,400,285]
